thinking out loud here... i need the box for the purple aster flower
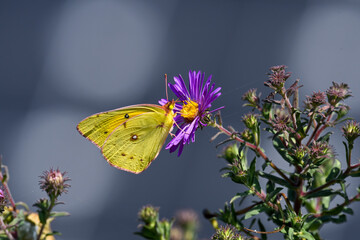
[161,70,222,156]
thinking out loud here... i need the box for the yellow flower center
[180,100,199,121]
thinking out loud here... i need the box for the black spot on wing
[130,134,138,141]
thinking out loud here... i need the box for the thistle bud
[326,82,351,106]
[138,205,159,225]
[342,120,360,144]
[264,65,291,91]
[39,168,70,198]
[175,209,199,228]
[242,89,260,108]
[309,141,333,163]
[305,91,326,109]
[292,146,309,165]
[212,225,243,240]
[240,128,254,143]
[242,113,258,131]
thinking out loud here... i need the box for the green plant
[136,66,360,240]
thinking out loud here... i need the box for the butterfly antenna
[165,73,169,101]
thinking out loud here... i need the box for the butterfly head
[163,100,176,113]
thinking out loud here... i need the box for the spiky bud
[39,168,70,198]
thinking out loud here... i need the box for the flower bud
[138,205,159,225]
[242,113,258,131]
[342,120,360,144]
[305,91,326,109]
[240,128,254,143]
[221,144,239,164]
[264,65,291,91]
[242,89,260,108]
[0,189,6,213]
[326,82,351,106]
[39,168,70,198]
[212,225,243,240]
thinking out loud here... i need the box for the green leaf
[244,205,263,220]
[342,207,354,215]
[259,172,294,189]
[50,211,70,218]
[304,189,337,199]
[330,214,347,224]
[322,205,344,216]
[326,166,341,182]
[230,191,251,204]
[343,141,349,167]
[15,201,30,211]
[249,218,257,229]
[317,132,333,143]
[248,157,257,186]
[273,137,295,164]
[298,230,316,240]
[288,227,294,240]
[258,219,267,240]
[266,180,275,194]
[266,187,283,202]
[45,231,62,237]
[262,161,270,171]
[38,211,47,225]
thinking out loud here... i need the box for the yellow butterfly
[77,100,176,174]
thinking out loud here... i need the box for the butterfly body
[77,101,176,174]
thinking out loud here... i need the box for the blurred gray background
[1,0,360,239]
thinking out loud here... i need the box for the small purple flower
[163,70,222,156]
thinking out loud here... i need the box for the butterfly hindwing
[101,109,174,174]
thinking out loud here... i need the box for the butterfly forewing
[77,105,163,148]
[101,108,174,174]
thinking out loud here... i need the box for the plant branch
[215,123,296,186]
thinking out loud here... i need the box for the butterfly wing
[101,107,175,174]
[77,105,162,148]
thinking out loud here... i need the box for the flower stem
[0,217,14,240]
[36,199,55,240]
[0,166,16,211]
